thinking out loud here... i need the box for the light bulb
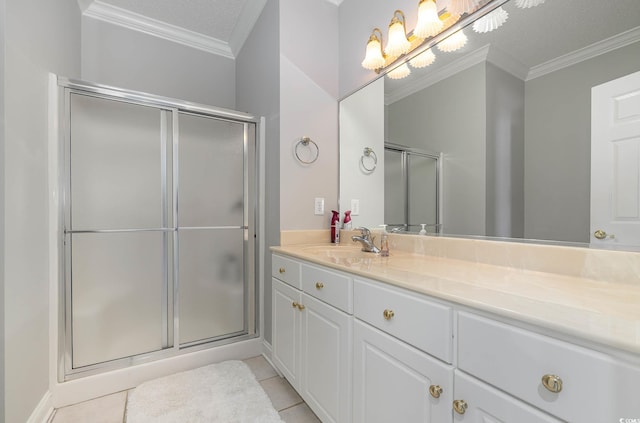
[437,29,467,52]
[361,34,385,70]
[385,13,411,57]
[414,0,443,39]
[447,0,480,16]
[387,63,411,80]
[515,0,546,8]
[472,6,508,33]
[409,48,436,68]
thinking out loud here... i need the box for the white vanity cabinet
[272,254,353,423]
[352,278,454,423]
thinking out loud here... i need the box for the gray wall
[0,0,5,420]
[387,63,488,236]
[279,0,339,230]
[486,62,525,238]
[4,0,81,421]
[236,0,280,346]
[524,41,640,242]
[82,18,236,108]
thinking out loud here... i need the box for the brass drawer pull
[292,301,298,308]
[291,301,305,311]
[541,374,563,393]
[297,303,305,311]
[453,399,468,415]
[429,385,443,399]
[279,267,286,274]
[315,282,324,289]
[383,309,395,320]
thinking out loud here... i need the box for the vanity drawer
[354,279,453,363]
[458,312,640,422]
[272,254,301,289]
[301,264,352,314]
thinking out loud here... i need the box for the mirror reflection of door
[384,144,442,233]
[591,70,640,247]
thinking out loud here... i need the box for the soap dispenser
[419,224,427,235]
[343,210,352,230]
[379,224,389,257]
[331,210,340,244]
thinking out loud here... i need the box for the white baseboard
[261,340,282,378]
[27,390,54,423]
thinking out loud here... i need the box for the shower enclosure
[384,143,442,234]
[57,78,259,380]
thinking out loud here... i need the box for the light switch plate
[314,197,325,215]
[351,199,360,216]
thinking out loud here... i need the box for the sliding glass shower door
[61,80,257,378]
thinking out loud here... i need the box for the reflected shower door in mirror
[384,145,442,234]
[339,0,640,249]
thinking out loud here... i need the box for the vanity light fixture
[415,0,444,39]
[409,48,436,68]
[514,0,546,8]
[387,63,412,79]
[437,29,468,52]
[385,10,411,57]
[361,28,386,70]
[447,0,481,17]
[472,6,508,33]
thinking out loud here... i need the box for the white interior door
[591,70,640,247]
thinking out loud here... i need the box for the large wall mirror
[339,0,640,250]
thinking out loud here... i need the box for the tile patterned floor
[50,356,321,423]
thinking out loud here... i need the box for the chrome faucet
[351,227,381,253]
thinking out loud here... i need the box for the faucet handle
[356,227,371,238]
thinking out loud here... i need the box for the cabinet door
[272,278,302,389]
[353,320,453,423]
[300,293,352,423]
[452,371,561,423]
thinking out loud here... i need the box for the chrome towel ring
[295,136,319,164]
[360,147,377,172]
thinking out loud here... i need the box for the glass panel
[178,228,245,345]
[70,94,164,230]
[384,149,406,229]
[408,154,438,231]
[71,232,166,368]
[178,113,245,227]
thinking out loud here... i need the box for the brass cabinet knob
[429,385,443,399]
[593,229,614,240]
[279,267,286,273]
[297,303,305,311]
[383,309,395,320]
[315,282,324,289]
[453,399,468,415]
[541,374,563,393]
[292,301,298,308]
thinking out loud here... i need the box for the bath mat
[126,360,284,423]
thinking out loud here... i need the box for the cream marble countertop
[272,241,640,357]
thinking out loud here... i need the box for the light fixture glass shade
[447,0,480,16]
[409,48,436,68]
[385,13,411,57]
[387,63,411,80]
[515,0,546,8]
[414,0,443,39]
[437,29,467,52]
[472,6,508,33]
[361,35,386,70]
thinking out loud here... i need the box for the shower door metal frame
[57,77,260,381]
[384,143,442,233]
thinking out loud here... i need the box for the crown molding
[84,0,235,59]
[527,26,640,81]
[76,0,93,13]
[385,44,491,105]
[323,0,344,5]
[228,0,267,57]
[486,45,529,81]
